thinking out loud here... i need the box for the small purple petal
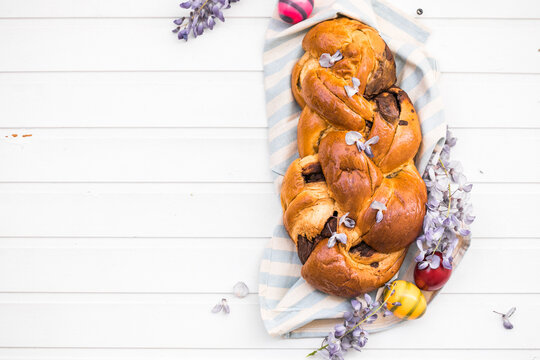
[364,293,372,305]
[462,183,473,192]
[335,233,348,245]
[364,146,374,158]
[334,324,347,337]
[503,318,514,329]
[370,200,386,211]
[458,228,471,236]
[319,53,333,68]
[344,85,358,97]
[332,50,343,61]
[327,236,337,248]
[464,214,476,225]
[415,250,426,263]
[211,303,222,313]
[442,257,452,269]
[221,298,230,314]
[365,136,379,146]
[345,131,362,145]
[428,254,441,269]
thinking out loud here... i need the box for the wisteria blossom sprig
[344,77,361,97]
[493,307,516,330]
[370,201,387,223]
[308,282,399,359]
[345,131,379,158]
[173,0,239,41]
[320,50,343,68]
[339,213,356,228]
[327,232,348,248]
[211,298,230,314]
[415,129,475,270]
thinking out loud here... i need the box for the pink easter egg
[278,0,314,25]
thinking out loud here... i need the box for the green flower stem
[307,283,397,357]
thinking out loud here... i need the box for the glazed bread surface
[281,17,427,297]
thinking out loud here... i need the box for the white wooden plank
[0,348,538,360]
[0,72,537,129]
[0,183,535,238]
[451,128,540,183]
[0,0,274,18]
[0,182,280,238]
[424,19,540,74]
[442,73,540,129]
[0,128,272,183]
[0,18,265,72]
[0,19,538,73]
[0,293,536,348]
[389,0,540,19]
[0,72,267,128]
[0,0,538,19]
[0,237,536,294]
[0,128,536,183]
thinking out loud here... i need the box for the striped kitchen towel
[259,0,448,338]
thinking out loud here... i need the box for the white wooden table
[0,1,539,359]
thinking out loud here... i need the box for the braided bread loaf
[281,17,427,297]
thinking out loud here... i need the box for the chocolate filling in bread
[375,92,400,122]
[365,119,373,132]
[350,241,376,257]
[302,162,325,183]
[297,215,337,264]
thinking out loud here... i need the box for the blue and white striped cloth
[259,0,447,338]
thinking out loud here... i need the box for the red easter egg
[414,252,452,291]
[278,0,314,25]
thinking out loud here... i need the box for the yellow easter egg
[384,280,426,320]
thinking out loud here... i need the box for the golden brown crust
[302,240,407,297]
[280,17,427,297]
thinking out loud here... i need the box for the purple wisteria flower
[370,201,387,223]
[211,298,230,314]
[173,0,239,41]
[327,232,348,248]
[320,50,343,68]
[344,77,361,97]
[493,307,516,330]
[414,129,475,270]
[339,212,356,228]
[345,131,379,158]
[308,284,398,359]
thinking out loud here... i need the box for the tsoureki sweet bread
[280,17,427,297]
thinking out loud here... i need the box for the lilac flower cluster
[309,284,398,359]
[173,0,239,41]
[415,130,475,270]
